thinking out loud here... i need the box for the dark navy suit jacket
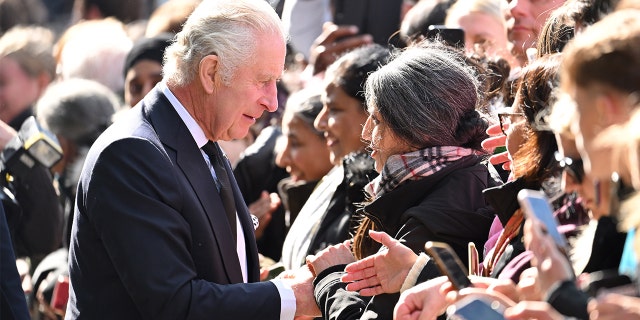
[66,86,281,319]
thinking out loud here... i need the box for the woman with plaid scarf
[303,42,498,320]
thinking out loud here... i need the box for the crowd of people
[0,0,639,319]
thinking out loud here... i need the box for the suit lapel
[142,87,244,283]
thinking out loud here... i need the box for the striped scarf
[365,146,483,199]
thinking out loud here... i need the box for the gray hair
[0,25,55,80]
[365,42,487,150]
[163,0,286,87]
[35,79,119,146]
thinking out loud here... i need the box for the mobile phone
[468,242,479,277]
[265,262,285,280]
[447,295,506,320]
[50,274,69,314]
[517,189,568,249]
[426,25,465,48]
[425,241,472,290]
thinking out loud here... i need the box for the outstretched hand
[341,230,417,296]
[482,123,511,171]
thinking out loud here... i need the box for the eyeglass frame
[554,151,584,184]
[497,112,526,136]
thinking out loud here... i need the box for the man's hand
[281,265,322,317]
[342,230,417,296]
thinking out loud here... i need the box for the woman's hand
[482,123,511,171]
[523,219,574,294]
[248,191,281,239]
[306,240,355,276]
[342,230,418,296]
[394,276,450,320]
[588,293,640,320]
[504,301,566,320]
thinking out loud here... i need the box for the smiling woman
[280,44,389,271]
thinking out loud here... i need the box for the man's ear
[199,55,219,94]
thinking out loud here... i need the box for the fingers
[486,123,503,136]
[358,286,385,297]
[344,257,375,274]
[481,133,507,151]
[345,277,383,296]
[504,301,563,320]
[368,230,397,247]
[489,151,509,165]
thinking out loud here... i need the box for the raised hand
[342,230,418,296]
[307,22,373,75]
[393,276,450,320]
[523,219,574,294]
[481,123,510,171]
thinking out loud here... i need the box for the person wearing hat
[122,33,172,107]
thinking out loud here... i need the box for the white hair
[163,0,286,87]
[58,18,132,94]
[445,0,508,28]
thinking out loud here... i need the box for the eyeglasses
[554,151,584,184]
[498,112,525,136]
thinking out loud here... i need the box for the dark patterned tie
[202,141,237,242]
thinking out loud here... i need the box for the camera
[0,116,62,178]
[0,116,62,226]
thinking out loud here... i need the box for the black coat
[67,87,281,319]
[314,156,495,320]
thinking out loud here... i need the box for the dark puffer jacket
[313,155,497,320]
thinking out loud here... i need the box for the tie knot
[202,141,218,158]
[202,141,226,166]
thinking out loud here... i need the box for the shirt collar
[161,82,208,149]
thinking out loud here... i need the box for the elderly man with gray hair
[65,1,319,319]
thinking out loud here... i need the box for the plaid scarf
[365,146,483,199]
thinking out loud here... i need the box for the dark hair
[123,33,173,77]
[283,89,324,137]
[74,0,144,23]
[399,0,455,46]
[327,44,392,105]
[466,52,512,115]
[365,41,488,151]
[511,54,562,184]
